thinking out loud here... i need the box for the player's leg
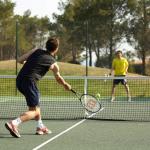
[5,78,50,138]
[5,95,39,137]
[34,107,51,135]
[124,84,131,102]
[19,106,40,122]
[121,79,131,102]
[5,77,26,138]
[5,106,49,138]
[111,79,119,102]
[21,80,51,135]
[111,82,116,102]
[15,106,51,135]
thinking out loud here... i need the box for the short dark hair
[115,50,122,55]
[46,37,59,52]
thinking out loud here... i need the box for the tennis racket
[71,89,102,113]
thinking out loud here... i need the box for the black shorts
[113,76,127,85]
[16,76,40,107]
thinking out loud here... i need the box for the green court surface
[0,119,150,150]
[0,76,150,149]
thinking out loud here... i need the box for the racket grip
[71,89,76,94]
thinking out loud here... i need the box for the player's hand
[64,83,71,91]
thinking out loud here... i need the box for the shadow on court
[0,120,150,150]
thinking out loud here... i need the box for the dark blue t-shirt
[17,49,56,81]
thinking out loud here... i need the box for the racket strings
[81,95,100,112]
[86,99,97,109]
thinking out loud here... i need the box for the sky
[12,0,66,19]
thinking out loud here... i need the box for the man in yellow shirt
[109,50,131,102]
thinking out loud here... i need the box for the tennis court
[1,120,150,150]
[0,76,150,150]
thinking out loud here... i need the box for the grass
[0,76,150,98]
[0,60,149,98]
[0,60,140,76]
[0,60,110,76]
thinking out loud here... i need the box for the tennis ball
[96,93,101,99]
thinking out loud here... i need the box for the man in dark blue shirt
[5,37,71,138]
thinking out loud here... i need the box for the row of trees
[54,0,150,75]
[0,0,51,59]
[0,0,150,75]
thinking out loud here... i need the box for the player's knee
[29,106,36,111]
[29,107,40,117]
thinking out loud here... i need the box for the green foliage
[0,0,16,59]
[53,0,142,68]
[126,0,150,75]
[0,0,51,59]
[0,0,149,76]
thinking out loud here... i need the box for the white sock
[37,119,44,128]
[12,118,22,126]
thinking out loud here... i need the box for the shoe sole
[36,131,52,135]
[5,123,20,138]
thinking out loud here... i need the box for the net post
[84,76,88,117]
[84,76,88,94]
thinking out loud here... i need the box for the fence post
[15,20,19,95]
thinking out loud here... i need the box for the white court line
[32,107,104,150]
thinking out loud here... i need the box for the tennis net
[0,75,150,121]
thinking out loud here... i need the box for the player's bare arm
[18,48,37,64]
[125,66,128,74]
[109,67,114,75]
[50,63,71,90]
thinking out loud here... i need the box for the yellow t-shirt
[112,57,128,75]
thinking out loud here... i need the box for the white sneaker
[5,121,21,138]
[36,127,52,135]
[111,97,115,102]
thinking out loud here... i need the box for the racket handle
[71,89,76,94]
